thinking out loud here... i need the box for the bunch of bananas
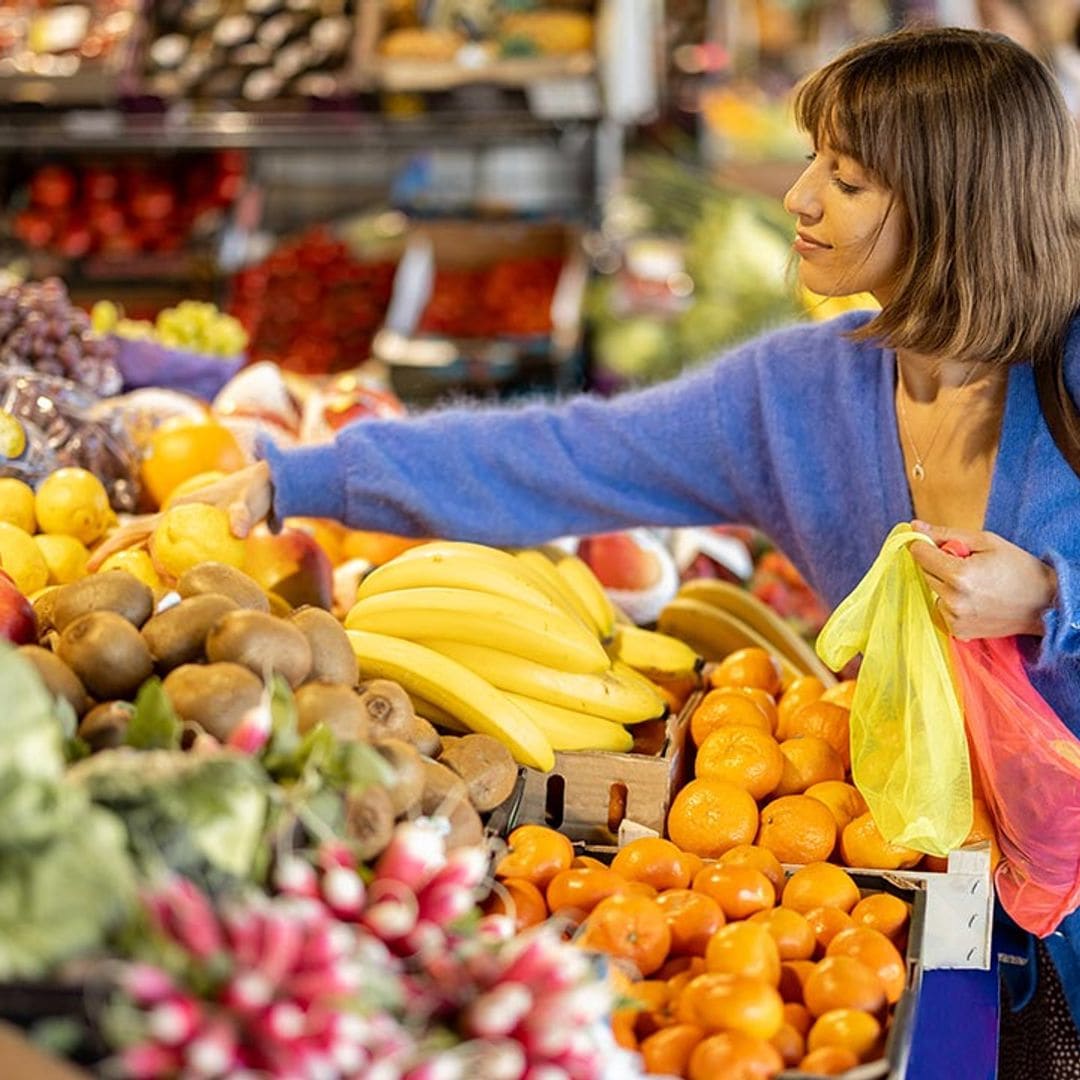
[657,578,837,686]
[344,541,703,771]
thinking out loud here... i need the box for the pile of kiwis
[21,561,521,856]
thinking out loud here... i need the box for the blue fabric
[263,309,1080,1015]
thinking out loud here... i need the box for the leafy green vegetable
[0,644,65,782]
[125,678,181,751]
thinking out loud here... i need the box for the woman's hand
[908,520,1058,639]
[87,461,274,571]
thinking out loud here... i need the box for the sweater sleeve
[261,334,792,545]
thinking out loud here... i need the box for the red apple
[30,165,76,211]
[577,532,661,591]
[0,569,37,645]
[243,525,334,610]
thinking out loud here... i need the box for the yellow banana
[503,692,634,753]
[546,548,617,642]
[606,622,703,680]
[345,586,609,674]
[406,692,468,733]
[419,638,667,724]
[357,543,562,617]
[346,629,554,770]
[676,578,836,685]
[511,547,596,631]
[656,597,802,685]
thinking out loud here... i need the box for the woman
[95,28,1080,1070]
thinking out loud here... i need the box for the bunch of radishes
[111,818,641,1079]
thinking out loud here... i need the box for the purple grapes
[0,277,121,395]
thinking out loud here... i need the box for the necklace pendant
[912,462,926,481]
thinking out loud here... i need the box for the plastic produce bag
[816,523,972,854]
[950,635,1080,935]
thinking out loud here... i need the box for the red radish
[121,964,176,1006]
[117,1042,181,1078]
[147,996,202,1045]
[273,855,319,898]
[417,881,475,928]
[461,983,533,1039]
[317,840,356,872]
[220,903,266,970]
[425,845,488,892]
[184,1018,239,1077]
[321,864,366,917]
[251,908,305,985]
[221,971,273,1014]
[375,819,447,893]
[226,698,272,754]
[297,921,354,970]
[154,877,224,960]
[523,1067,570,1080]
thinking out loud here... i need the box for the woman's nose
[783,166,822,220]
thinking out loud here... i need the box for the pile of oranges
[667,647,1000,872]
[489,826,911,1079]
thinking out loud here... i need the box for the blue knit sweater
[264,310,1080,1010]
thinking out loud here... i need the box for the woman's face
[783,143,906,304]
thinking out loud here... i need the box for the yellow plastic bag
[816,524,972,855]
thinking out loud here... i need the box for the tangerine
[686,972,785,1040]
[850,893,910,943]
[496,825,574,888]
[784,1002,813,1035]
[771,1022,806,1067]
[798,1045,861,1075]
[780,700,851,769]
[688,1031,784,1080]
[826,926,907,1004]
[802,956,887,1017]
[668,779,760,859]
[781,863,861,915]
[655,888,725,956]
[695,725,784,800]
[923,798,1001,873]
[579,893,672,977]
[483,877,548,931]
[757,795,838,864]
[140,420,246,509]
[748,907,817,961]
[709,647,784,696]
[743,687,779,732]
[804,907,857,957]
[774,735,845,796]
[704,922,781,986]
[611,837,693,891]
[692,864,776,921]
[717,844,785,892]
[804,781,868,832]
[840,812,922,871]
[778,961,816,1004]
[820,680,857,709]
[807,1007,882,1061]
[546,867,627,919]
[777,676,826,731]
[640,1023,705,1077]
[690,688,773,745]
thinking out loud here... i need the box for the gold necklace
[895,361,982,482]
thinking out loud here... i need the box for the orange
[774,735,845,796]
[546,867,627,919]
[781,863,860,915]
[743,688,779,732]
[709,647,784,696]
[717,844,785,892]
[802,956,887,1018]
[655,888,725,956]
[684,972,784,1039]
[850,893,910,943]
[667,958,708,999]
[688,1030,784,1080]
[807,1007,882,1061]
[771,1022,806,1067]
[667,779,760,859]
[657,954,699,981]
[652,670,702,714]
[339,529,427,565]
[140,419,246,509]
[495,825,574,888]
[923,797,1001,873]
[626,979,672,1038]
[579,893,671,977]
[778,961,816,1004]
[757,795,838,864]
[691,865,775,921]
[690,688,773,745]
[483,877,548,931]
[682,850,706,880]
[777,676,826,731]
[840,812,922,870]
[820,680,857,709]
[572,854,609,871]
[704,922,781,986]
[284,517,346,566]
[804,907,857,957]
[779,700,851,769]
[826,926,907,1004]
[624,881,660,899]
[695,725,784,800]
[804,781,868,833]
[798,1045,861,1074]
[640,1023,704,1077]
[783,1001,813,1036]
[611,837,693,891]
[748,907,817,961]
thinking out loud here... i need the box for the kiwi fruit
[294,682,370,741]
[177,562,270,613]
[52,570,154,631]
[405,714,441,758]
[420,757,484,848]
[141,593,239,673]
[58,611,154,701]
[162,661,264,741]
[205,609,312,687]
[372,738,424,816]
[439,733,518,812]
[344,784,396,862]
[356,679,416,742]
[78,701,134,752]
[31,587,60,639]
[17,644,89,716]
[289,606,358,686]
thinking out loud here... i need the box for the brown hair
[793,26,1080,474]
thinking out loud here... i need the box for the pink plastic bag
[949,634,1080,936]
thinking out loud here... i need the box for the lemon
[35,468,112,545]
[0,477,36,533]
[0,521,49,594]
[149,503,245,580]
[163,470,227,509]
[99,548,167,599]
[0,414,27,459]
[33,533,90,585]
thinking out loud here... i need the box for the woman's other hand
[909,520,1058,638]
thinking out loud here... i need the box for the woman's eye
[804,151,817,163]
[834,178,861,195]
